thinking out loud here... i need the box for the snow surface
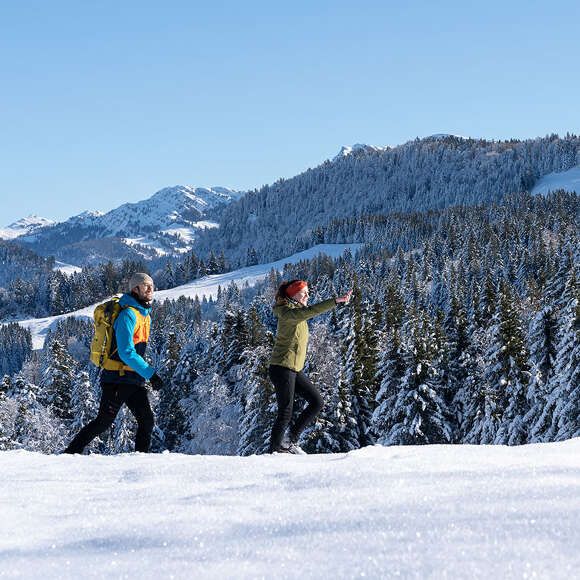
[52,262,83,275]
[531,166,580,196]
[160,222,219,242]
[7,244,361,350]
[122,221,221,257]
[2,440,579,579]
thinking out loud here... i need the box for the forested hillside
[1,191,577,454]
[194,134,580,264]
[0,259,149,321]
[0,249,230,322]
[0,239,55,286]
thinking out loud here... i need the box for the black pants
[64,383,154,454]
[268,365,323,453]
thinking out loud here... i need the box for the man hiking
[64,273,164,454]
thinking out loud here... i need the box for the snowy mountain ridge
[333,143,390,161]
[17,185,242,240]
[0,215,57,240]
[332,135,470,162]
[11,185,244,265]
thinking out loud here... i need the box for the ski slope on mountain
[10,244,361,350]
[531,166,580,195]
[2,440,579,579]
[53,262,83,275]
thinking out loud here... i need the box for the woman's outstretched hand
[336,290,352,304]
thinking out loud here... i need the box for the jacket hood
[119,293,151,316]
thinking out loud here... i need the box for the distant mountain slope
[13,186,243,265]
[0,239,55,286]
[0,215,57,240]
[192,134,580,264]
[8,243,361,350]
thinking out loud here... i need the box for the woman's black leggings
[268,365,323,453]
[64,383,154,454]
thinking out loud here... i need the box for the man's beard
[131,291,152,308]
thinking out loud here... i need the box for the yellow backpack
[89,296,126,368]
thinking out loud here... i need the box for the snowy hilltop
[332,143,390,161]
[193,133,580,265]
[2,440,580,579]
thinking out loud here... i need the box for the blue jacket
[101,293,155,386]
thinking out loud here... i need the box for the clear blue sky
[2,0,579,225]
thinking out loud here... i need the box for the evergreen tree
[372,326,405,443]
[39,339,76,422]
[525,306,558,442]
[159,349,197,451]
[493,283,531,445]
[68,368,98,439]
[238,346,277,456]
[539,266,579,441]
[380,308,452,445]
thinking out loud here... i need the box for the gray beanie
[128,272,154,291]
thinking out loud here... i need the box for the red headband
[286,280,307,299]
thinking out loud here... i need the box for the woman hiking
[269,279,352,454]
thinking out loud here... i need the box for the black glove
[149,372,164,391]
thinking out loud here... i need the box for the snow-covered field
[7,244,361,350]
[2,440,579,579]
[53,262,83,275]
[531,166,580,195]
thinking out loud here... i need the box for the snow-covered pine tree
[380,307,453,445]
[5,372,65,452]
[341,285,375,447]
[38,339,76,422]
[68,368,99,443]
[299,322,346,453]
[225,310,250,372]
[492,282,531,445]
[181,369,239,455]
[159,348,198,451]
[524,305,558,442]
[361,299,383,411]
[372,326,405,444]
[542,266,579,441]
[237,345,277,456]
[100,407,130,453]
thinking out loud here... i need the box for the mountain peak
[427,133,470,140]
[333,143,389,161]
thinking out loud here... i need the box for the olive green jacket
[269,298,337,372]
